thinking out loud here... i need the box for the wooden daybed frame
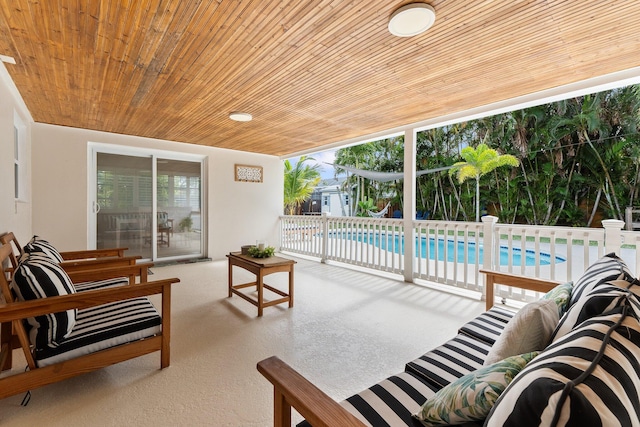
[0,243,180,400]
[257,270,563,427]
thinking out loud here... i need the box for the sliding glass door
[157,158,202,259]
[91,146,204,261]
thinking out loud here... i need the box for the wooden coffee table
[227,252,296,316]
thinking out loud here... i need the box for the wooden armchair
[258,270,564,426]
[0,243,179,400]
[0,232,141,276]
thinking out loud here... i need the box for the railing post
[321,212,328,263]
[278,216,284,252]
[602,219,625,254]
[481,215,498,303]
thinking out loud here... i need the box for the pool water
[333,232,565,266]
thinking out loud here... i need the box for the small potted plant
[178,214,193,232]
[247,245,275,258]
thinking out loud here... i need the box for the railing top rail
[494,222,605,235]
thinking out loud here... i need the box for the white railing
[280,214,404,274]
[413,220,484,294]
[279,214,638,304]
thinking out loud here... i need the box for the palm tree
[449,143,520,221]
[283,156,321,215]
[552,93,625,220]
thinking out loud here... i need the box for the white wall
[0,63,32,241]
[31,124,283,261]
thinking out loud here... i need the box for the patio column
[403,128,417,283]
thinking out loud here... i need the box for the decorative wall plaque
[235,164,263,182]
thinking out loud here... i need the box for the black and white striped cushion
[74,277,129,292]
[569,253,634,307]
[485,307,640,426]
[296,371,441,427]
[458,306,514,346]
[34,297,161,367]
[552,281,639,341]
[341,371,441,427]
[11,254,76,348]
[405,333,491,388]
[23,235,64,263]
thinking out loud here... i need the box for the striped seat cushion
[298,371,442,427]
[34,297,161,367]
[458,307,514,346]
[404,333,492,388]
[74,277,129,292]
[341,372,440,427]
[485,307,640,426]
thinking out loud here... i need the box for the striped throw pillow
[569,253,634,307]
[11,253,77,349]
[485,306,640,426]
[24,235,64,263]
[551,281,638,342]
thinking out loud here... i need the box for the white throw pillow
[484,299,559,366]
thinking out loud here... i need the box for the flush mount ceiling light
[388,3,436,37]
[229,112,253,122]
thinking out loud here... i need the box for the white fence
[280,214,639,303]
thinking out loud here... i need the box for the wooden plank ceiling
[0,1,639,157]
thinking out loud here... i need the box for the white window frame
[13,111,26,201]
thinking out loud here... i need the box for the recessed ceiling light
[229,112,252,122]
[388,3,436,37]
[0,54,16,64]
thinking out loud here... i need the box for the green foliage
[284,156,321,215]
[356,197,377,217]
[323,85,640,226]
[178,214,193,232]
[449,143,520,221]
[247,246,275,258]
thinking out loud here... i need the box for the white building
[317,178,350,217]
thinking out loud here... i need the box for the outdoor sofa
[258,253,640,426]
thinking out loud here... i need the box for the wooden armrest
[61,255,141,272]
[66,262,154,284]
[480,269,564,311]
[60,247,128,260]
[257,356,366,427]
[0,278,179,323]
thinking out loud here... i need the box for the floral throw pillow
[412,352,539,426]
[541,281,573,317]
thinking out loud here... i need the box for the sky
[287,149,339,180]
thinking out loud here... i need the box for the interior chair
[0,242,180,400]
[157,212,174,247]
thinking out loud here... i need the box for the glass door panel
[157,158,203,259]
[96,153,153,259]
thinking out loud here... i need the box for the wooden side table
[227,252,296,316]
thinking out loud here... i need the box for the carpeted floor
[0,255,485,426]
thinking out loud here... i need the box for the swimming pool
[331,232,565,266]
